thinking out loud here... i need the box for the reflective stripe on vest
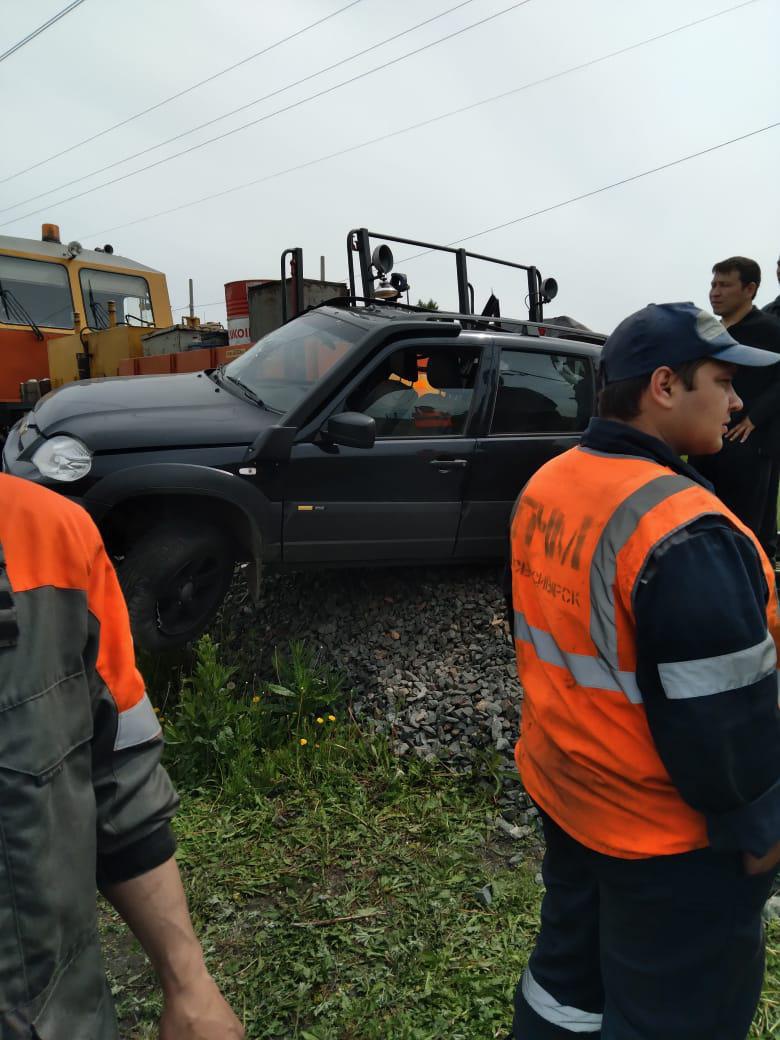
[589,473,693,673]
[511,446,779,858]
[514,609,642,703]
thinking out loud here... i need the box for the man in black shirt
[691,257,780,560]
[763,255,780,320]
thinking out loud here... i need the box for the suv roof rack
[279,228,604,343]
[346,228,559,323]
[315,295,606,347]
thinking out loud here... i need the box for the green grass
[100,727,780,1039]
[101,734,541,1039]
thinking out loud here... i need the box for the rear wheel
[118,523,235,652]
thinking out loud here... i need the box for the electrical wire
[0,0,365,184]
[73,1,765,241]
[397,122,780,263]
[0,0,480,214]
[84,123,780,257]
[0,0,533,227]
[173,300,224,311]
[0,0,88,65]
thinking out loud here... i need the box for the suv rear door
[456,341,596,559]
[281,339,488,563]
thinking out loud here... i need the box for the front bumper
[2,421,40,481]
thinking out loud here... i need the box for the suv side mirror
[324,412,376,449]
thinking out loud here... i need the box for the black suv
[2,231,604,651]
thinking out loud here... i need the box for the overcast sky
[1,0,778,334]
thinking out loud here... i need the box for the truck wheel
[118,523,235,652]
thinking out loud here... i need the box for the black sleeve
[634,517,780,856]
[97,823,177,886]
[84,538,179,884]
[747,360,780,428]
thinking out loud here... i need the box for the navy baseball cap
[601,302,779,384]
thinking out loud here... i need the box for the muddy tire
[118,523,235,652]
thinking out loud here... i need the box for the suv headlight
[31,435,92,482]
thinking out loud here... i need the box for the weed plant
[157,636,347,801]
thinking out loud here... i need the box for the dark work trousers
[512,811,775,1040]
[691,440,779,564]
[760,461,780,564]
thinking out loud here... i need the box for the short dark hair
[598,359,708,420]
[712,256,761,299]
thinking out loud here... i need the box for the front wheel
[118,523,235,652]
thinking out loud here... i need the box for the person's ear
[648,366,676,409]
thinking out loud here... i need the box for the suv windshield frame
[222,310,367,414]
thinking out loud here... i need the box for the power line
[173,300,224,311]
[0,0,88,65]
[74,1,764,241]
[397,123,780,263]
[0,0,533,228]
[0,0,365,184]
[0,0,480,214]
[84,123,780,259]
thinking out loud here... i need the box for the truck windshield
[78,268,154,328]
[223,311,364,413]
[0,255,73,329]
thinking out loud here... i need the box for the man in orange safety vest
[508,302,780,1040]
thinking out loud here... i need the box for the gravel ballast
[220,562,524,772]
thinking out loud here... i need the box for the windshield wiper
[87,285,109,329]
[0,281,44,340]
[223,373,265,407]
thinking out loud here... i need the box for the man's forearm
[103,857,245,1038]
[103,856,207,994]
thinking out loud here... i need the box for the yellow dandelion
[153,706,160,714]
[327,714,336,722]
[252,695,261,704]
[316,716,324,725]
[315,743,320,749]
[299,738,308,746]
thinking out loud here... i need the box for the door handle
[429,458,468,469]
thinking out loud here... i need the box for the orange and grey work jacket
[511,424,780,859]
[0,473,178,1039]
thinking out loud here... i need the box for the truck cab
[0,224,173,426]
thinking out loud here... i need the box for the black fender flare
[83,463,279,594]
